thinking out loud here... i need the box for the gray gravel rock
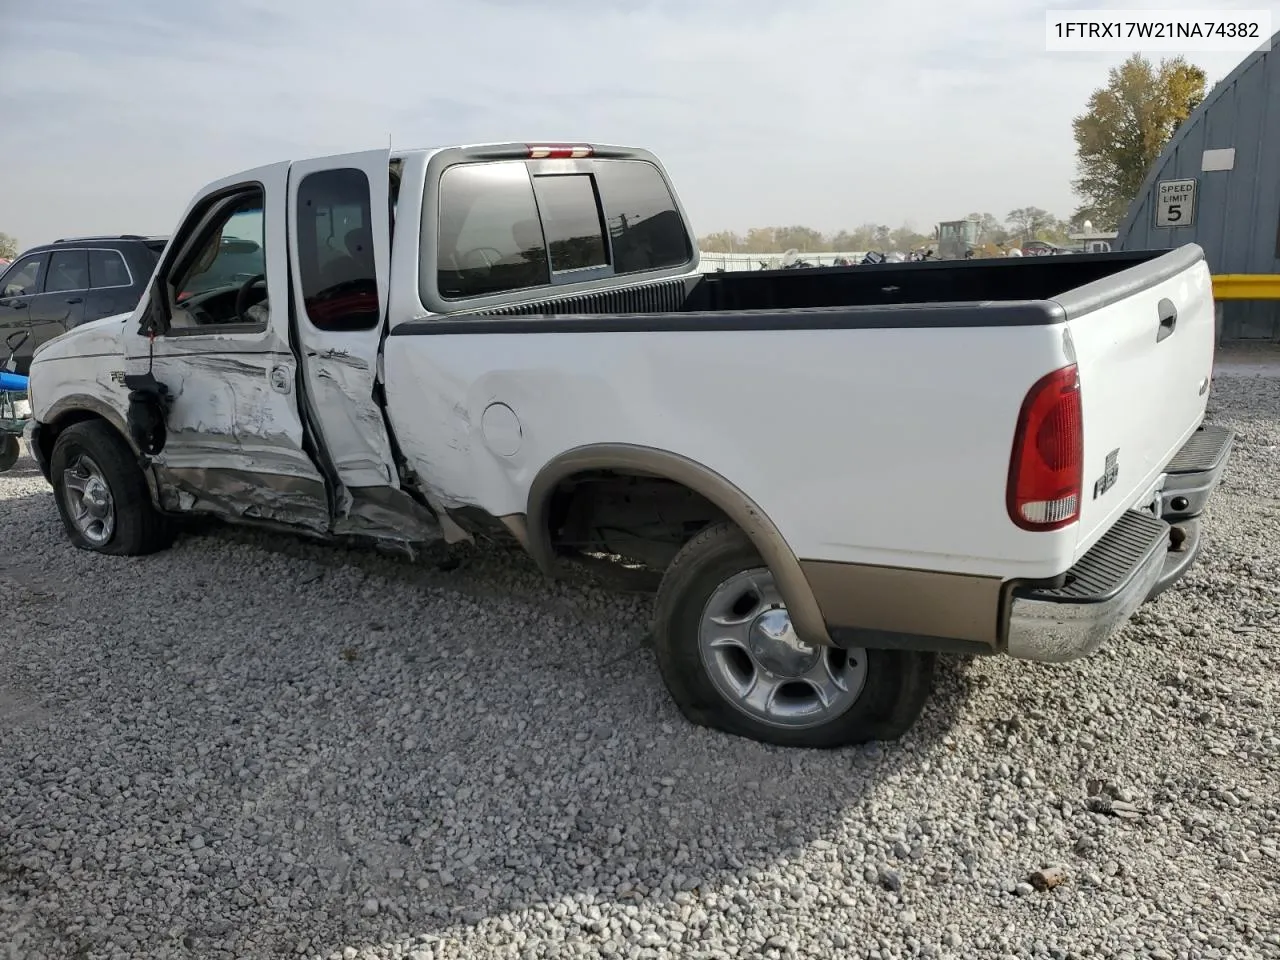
[2,366,1279,958]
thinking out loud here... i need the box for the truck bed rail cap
[388,301,1067,336]
[1052,244,1205,320]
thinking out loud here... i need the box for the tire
[0,435,19,472]
[652,521,935,749]
[50,420,175,556]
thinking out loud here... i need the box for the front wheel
[652,522,935,749]
[50,420,174,555]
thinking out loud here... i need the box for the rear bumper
[1005,423,1232,664]
[1006,511,1172,662]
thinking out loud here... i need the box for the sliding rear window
[531,174,608,273]
[433,157,692,302]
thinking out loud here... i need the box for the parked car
[25,143,1230,749]
[1021,240,1068,257]
[0,235,165,374]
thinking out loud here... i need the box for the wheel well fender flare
[525,443,832,645]
[41,397,160,503]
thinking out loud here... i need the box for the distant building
[1116,31,1280,342]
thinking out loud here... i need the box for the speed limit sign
[1155,178,1197,228]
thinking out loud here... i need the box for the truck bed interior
[690,250,1168,311]
[471,249,1174,320]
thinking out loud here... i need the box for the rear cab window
[426,153,693,306]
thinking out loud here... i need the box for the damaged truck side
[25,144,1232,748]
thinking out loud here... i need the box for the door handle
[65,297,83,304]
[8,300,27,310]
[1156,298,1177,342]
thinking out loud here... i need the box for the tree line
[698,208,1081,256]
[699,53,1208,255]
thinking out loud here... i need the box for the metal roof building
[1116,32,1280,342]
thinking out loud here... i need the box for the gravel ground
[2,370,1279,960]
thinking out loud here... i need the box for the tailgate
[1060,247,1215,558]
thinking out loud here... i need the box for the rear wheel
[50,421,174,555]
[652,521,935,748]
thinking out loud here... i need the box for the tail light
[1007,363,1083,531]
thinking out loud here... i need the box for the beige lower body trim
[498,513,530,551]
[800,560,1004,646]
[525,446,1006,649]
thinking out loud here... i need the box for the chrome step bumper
[1004,423,1232,664]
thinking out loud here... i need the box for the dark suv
[0,235,166,375]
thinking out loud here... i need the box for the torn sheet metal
[306,349,400,488]
[155,466,332,535]
[146,348,332,528]
[330,484,444,544]
[137,345,446,544]
[378,349,484,511]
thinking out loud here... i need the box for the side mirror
[138,275,171,338]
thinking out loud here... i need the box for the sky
[0,0,1274,248]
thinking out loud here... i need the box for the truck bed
[415,249,1180,328]
[386,242,1214,587]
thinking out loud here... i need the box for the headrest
[345,226,373,259]
[511,219,544,253]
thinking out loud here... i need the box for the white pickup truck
[24,143,1232,748]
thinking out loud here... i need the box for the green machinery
[934,218,980,259]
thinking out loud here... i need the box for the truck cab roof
[209,142,662,175]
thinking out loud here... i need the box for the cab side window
[176,204,266,299]
[296,168,380,332]
[1,254,45,298]
[165,187,268,330]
